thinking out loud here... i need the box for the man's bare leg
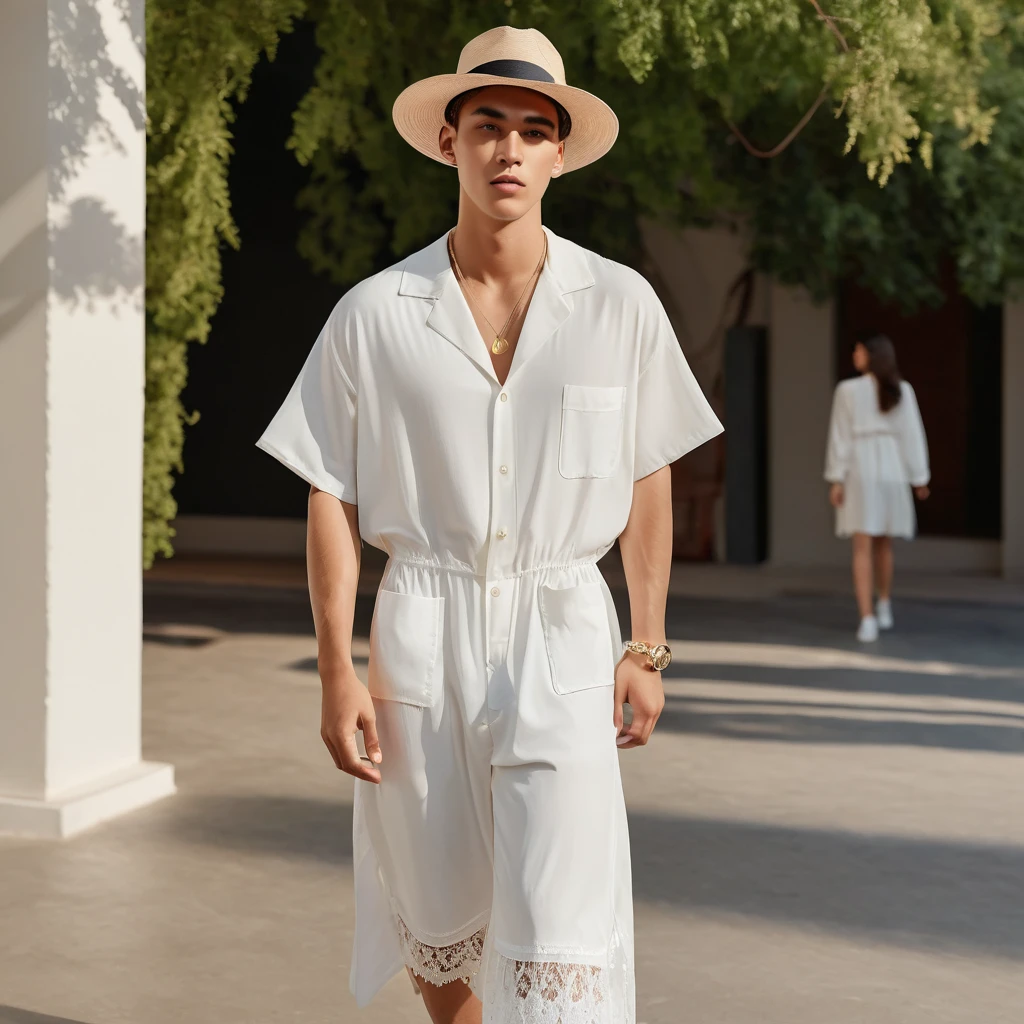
[415,976,482,1024]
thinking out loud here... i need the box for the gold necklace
[447,230,548,355]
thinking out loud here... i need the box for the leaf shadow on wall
[45,0,145,315]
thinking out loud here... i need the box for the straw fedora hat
[392,26,619,173]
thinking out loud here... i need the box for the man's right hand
[320,671,382,784]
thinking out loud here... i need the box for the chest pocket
[539,580,617,694]
[367,589,444,708]
[558,384,627,480]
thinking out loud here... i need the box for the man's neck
[452,197,545,288]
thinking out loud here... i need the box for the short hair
[444,87,572,141]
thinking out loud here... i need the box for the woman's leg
[852,533,874,619]
[416,978,481,1024]
[873,535,893,600]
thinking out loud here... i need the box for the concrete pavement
[0,559,1022,1023]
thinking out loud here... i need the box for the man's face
[439,85,566,222]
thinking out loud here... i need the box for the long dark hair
[857,330,903,412]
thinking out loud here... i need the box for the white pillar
[0,0,174,838]
[1003,302,1024,580]
[768,286,844,567]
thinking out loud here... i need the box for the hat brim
[392,74,619,174]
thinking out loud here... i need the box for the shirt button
[499,465,508,474]
[496,528,507,540]
[490,586,500,597]
[499,392,508,403]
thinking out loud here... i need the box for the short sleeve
[632,295,723,481]
[255,301,358,503]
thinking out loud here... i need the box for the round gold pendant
[491,336,509,355]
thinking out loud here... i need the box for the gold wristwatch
[623,640,672,671]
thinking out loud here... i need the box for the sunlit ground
[0,575,1021,1024]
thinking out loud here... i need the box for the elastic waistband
[386,553,600,580]
[853,428,899,438]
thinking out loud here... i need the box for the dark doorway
[174,21,339,521]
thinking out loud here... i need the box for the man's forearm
[618,465,673,643]
[307,486,362,680]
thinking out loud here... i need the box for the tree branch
[724,0,849,159]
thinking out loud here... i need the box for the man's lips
[491,176,525,193]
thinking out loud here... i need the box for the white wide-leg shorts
[350,554,635,1023]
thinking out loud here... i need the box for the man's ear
[550,140,566,178]
[439,124,458,166]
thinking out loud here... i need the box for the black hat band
[467,59,556,84]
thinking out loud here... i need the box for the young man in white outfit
[257,25,722,1024]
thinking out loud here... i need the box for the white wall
[0,0,50,800]
[0,0,173,836]
[44,0,148,794]
[767,286,843,567]
[639,221,770,561]
[640,221,770,331]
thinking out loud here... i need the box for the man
[257,25,723,1024]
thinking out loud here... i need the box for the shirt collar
[397,225,594,387]
[397,225,595,300]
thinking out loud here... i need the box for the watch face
[651,645,672,670]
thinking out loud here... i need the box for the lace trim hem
[485,954,609,1024]
[395,914,487,988]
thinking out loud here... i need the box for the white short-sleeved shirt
[257,225,723,571]
[257,225,723,1010]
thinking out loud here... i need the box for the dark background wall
[174,22,343,520]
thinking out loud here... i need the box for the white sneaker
[857,615,879,643]
[876,598,894,630]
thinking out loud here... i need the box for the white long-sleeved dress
[824,374,930,538]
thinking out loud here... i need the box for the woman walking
[825,332,930,642]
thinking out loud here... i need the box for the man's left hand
[613,652,665,749]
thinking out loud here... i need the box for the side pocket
[539,580,617,695]
[367,589,444,708]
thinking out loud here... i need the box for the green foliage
[144,0,304,565]
[146,0,1024,558]
[288,0,1020,295]
[719,6,1024,307]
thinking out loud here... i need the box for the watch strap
[623,640,671,670]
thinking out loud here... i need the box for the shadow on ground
[658,697,1024,753]
[0,1009,94,1024]
[160,793,1024,960]
[162,793,354,864]
[145,583,1024,664]
[630,810,1024,960]
[667,660,1024,697]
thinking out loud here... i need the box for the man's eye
[480,123,499,131]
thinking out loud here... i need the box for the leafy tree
[716,2,1024,306]
[145,0,304,565]
[145,0,1024,562]
[289,0,1018,296]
